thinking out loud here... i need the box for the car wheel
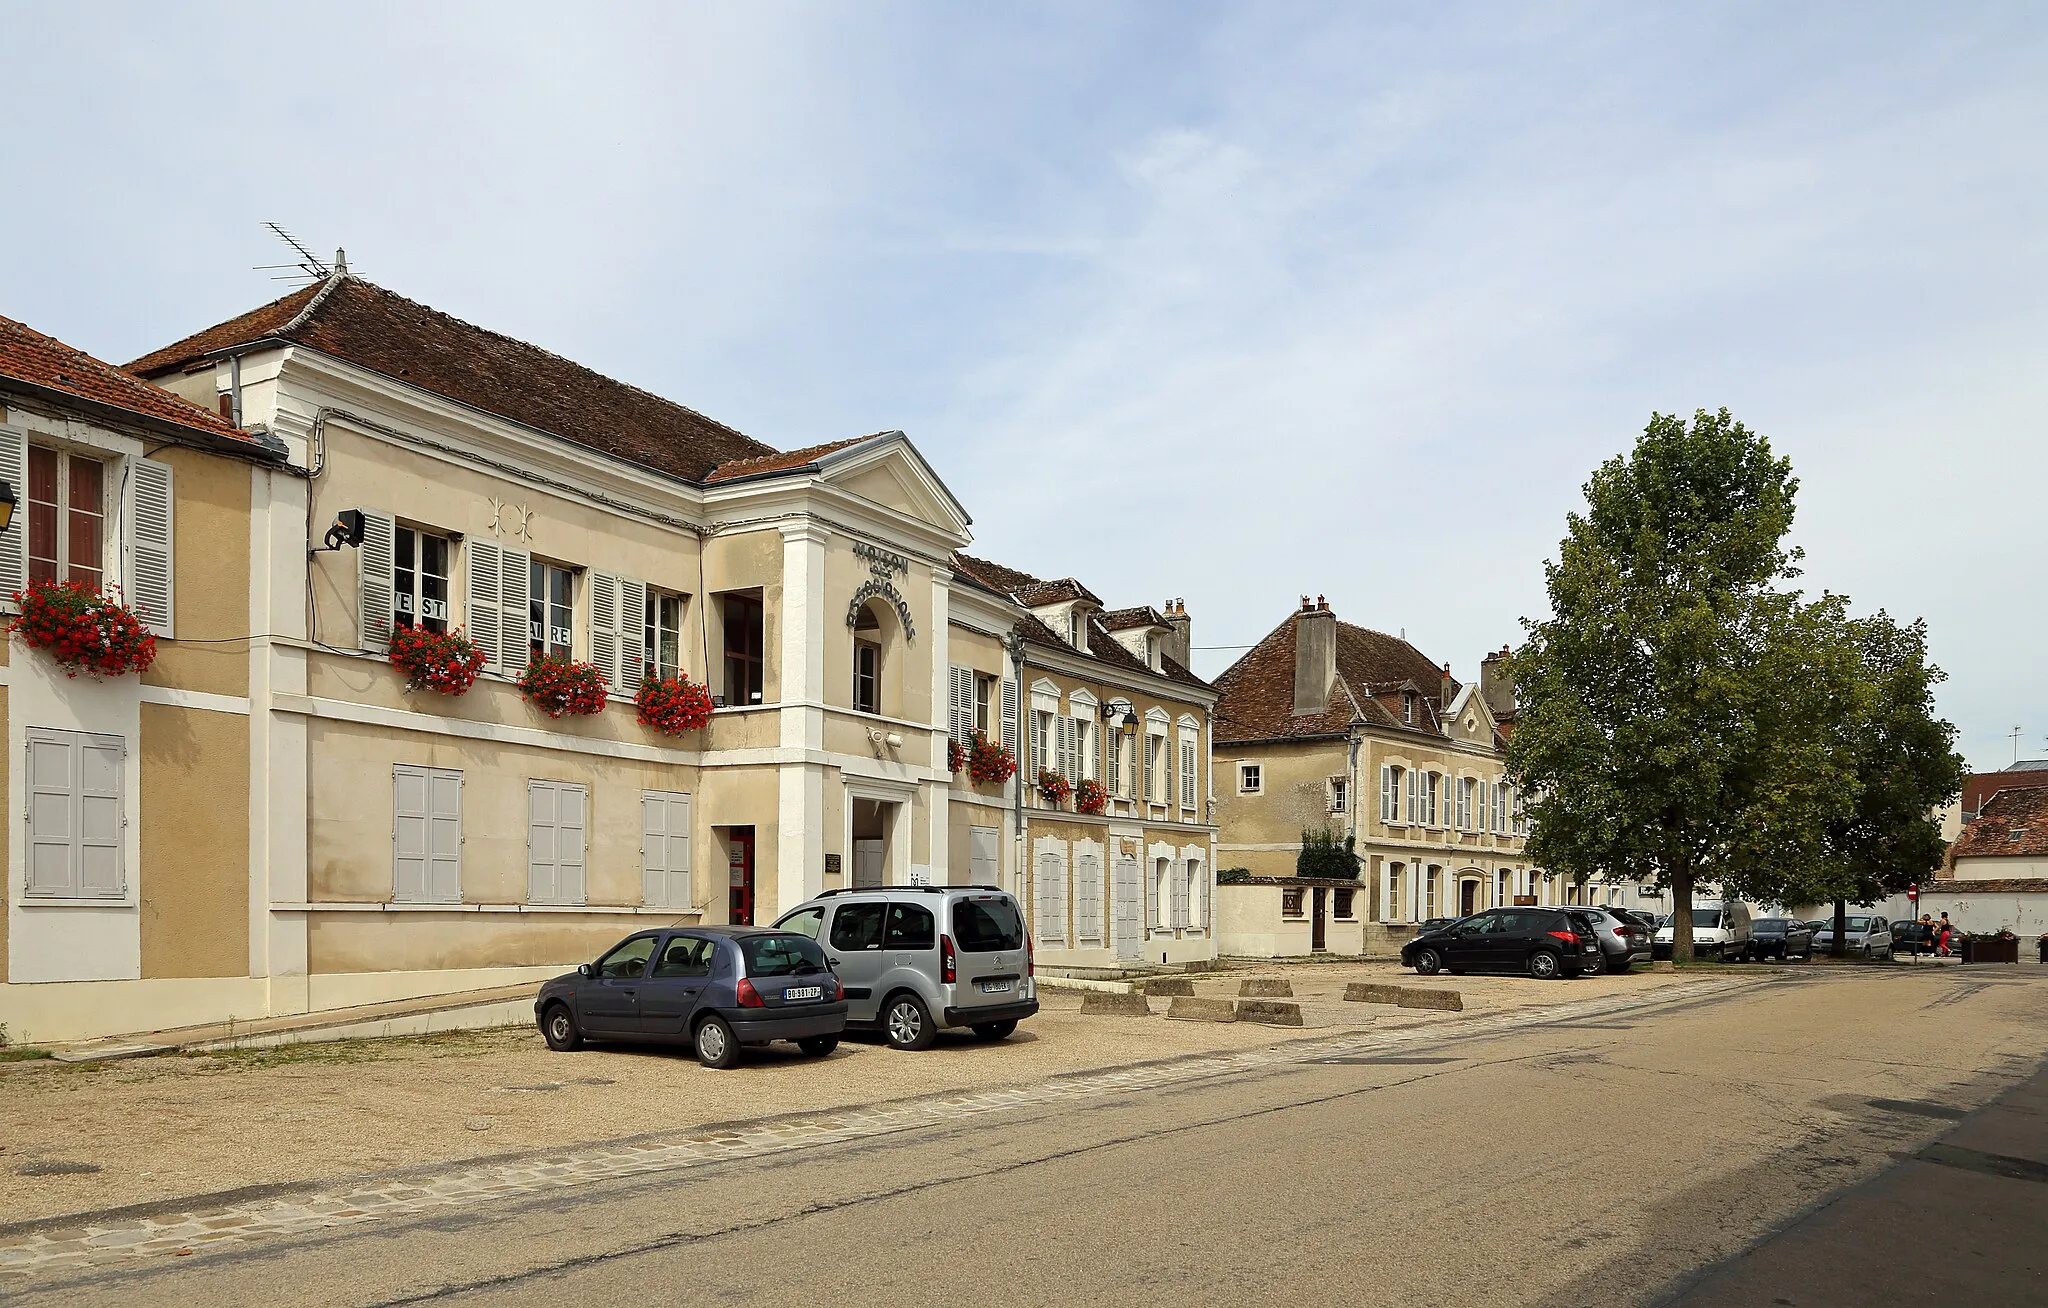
[1609,959,1632,975]
[797,1035,839,1058]
[971,1020,1018,1041]
[1527,949,1562,980]
[882,993,938,1051]
[1413,947,1444,976]
[694,1016,742,1069]
[1583,951,1606,976]
[540,1003,583,1052]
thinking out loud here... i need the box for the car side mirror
[577,963,595,978]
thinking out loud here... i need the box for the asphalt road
[13,965,2047,1307]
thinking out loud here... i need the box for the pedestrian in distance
[1937,912,1955,957]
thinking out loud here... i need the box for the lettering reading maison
[847,540,915,641]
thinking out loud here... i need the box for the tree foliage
[1296,828,1360,880]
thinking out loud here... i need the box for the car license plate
[784,985,822,1001]
[979,979,1012,994]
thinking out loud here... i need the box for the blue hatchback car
[536,926,848,1069]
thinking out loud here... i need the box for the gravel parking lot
[0,961,1742,1225]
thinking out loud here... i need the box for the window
[1402,691,1415,725]
[777,906,824,939]
[953,897,1025,952]
[1381,765,1404,822]
[527,780,588,905]
[1424,866,1440,917]
[596,934,657,978]
[1329,776,1348,813]
[1456,777,1474,830]
[1034,710,1055,775]
[641,790,691,908]
[853,608,882,715]
[1333,887,1357,920]
[1420,772,1440,826]
[643,589,685,680]
[1036,850,1068,945]
[741,933,828,976]
[829,902,887,951]
[24,728,124,898]
[1185,859,1207,930]
[1155,857,1174,926]
[1069,610,1085,648]
[884,902,937,950]
[974,673,996,736]
[529,559,573,659]
[27,446,105,591]
[722,592,765,705]
[391,526,452,634]
[653,936,714,978]
[393,764,462,904]
[1387,862,1406,921]
[1239,762,1262,794]
[1078,717,1099,782]
[1281,887,1306,918]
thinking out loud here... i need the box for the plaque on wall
[824,853,842,876]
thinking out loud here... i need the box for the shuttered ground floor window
[1035,851,1067,945]
[642,790,692,908]
[394,765,462,903]
[25,727,124,898]
[528,780,588,905]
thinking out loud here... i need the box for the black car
[1749,917,1813,961]
[1400,907,1603,980]
[1891,920,1937,957]
[1413,917,1462,937]
[535,926,848,1069]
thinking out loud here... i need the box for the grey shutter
[0,427,25,602]
[129,457,174,636]
[1143,736,1155,804]
[76,736,124,896]
[1380,766,1393,821]
[500,546,533,668]
[559,785,587,904]
[1171,862,1188,929]
[969,826,999,884]
[1001,679,1020,754]
[1143,853,1157,931]
[1058,716,1075,784]
[529,781,584,904]
[358,510,396,654]
[464,538,504,671]
[1180,740,1197,808]
[1193,863,1209,930]
[26,733,77,895]
[589,573,620,687]
[949,665,973,745]
[618,577,647,689]
[427,769,461,903]
[393,765,431,902]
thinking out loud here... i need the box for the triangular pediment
[821,435,971,535]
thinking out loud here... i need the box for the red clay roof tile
[0,312,259,445]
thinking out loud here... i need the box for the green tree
[1729,613,1964,954]
[1507,409,1864,961]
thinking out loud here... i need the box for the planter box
[1961,937,2019,964]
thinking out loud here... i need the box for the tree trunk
[1671,866,1694,963]
[1832,897,1848,959]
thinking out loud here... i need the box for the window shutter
[394,765,434,903]
[1142,737,1153,804]
[1001,679,1020,755]
[1379,766,1393,821]
[1060,716,1077,784]
[76,736,124,896]
[641,791,692,908]
[1180,740,1196,808]
[589,574,620,687]
[1193,863,1209,930]
[560,785,587,905]
[1143,854,1157,931]
[500,546,533,670]
[528,781,559,904]
[1076,852,1100,942]
[26,733,77,895]
[358,510,396,654]
[0,427,25,603]
[949,666,973,745]
[617,577,647,689]
[464,538,503,671]
[129,457,174,637]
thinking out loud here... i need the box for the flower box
[637,674,714,735]
[518,654,608,718]
[387,625,486,696]
[1036,769,1072,807]
[9,580,156,679]
[1075,779,1109,815]
[965,731,1016,786]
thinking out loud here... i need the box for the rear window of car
[952,897,1025,952]
[740,933,828,977]
[1755,919,1788,931]
[1844,916,1872,931]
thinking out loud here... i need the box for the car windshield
[1844,916,1873,931]
[952,897,1025,952]
[1690,909,1723,927]
[740,932,828,977]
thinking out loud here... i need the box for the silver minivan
[774,886,1038,1050]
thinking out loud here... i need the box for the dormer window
[1070,611,1083,648]
[1402,691,1415,725]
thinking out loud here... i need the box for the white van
[1652,900,1754,961]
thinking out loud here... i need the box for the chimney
[1163,598,1191,669]
[1293,599,1337,717]
[1440,661,1454,710]
[1480,643,1516,717]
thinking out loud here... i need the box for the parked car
[1652,901,1754,961]
[535,926,847,1069]
[775,886,1038,1049]
[1749,917,1813,961]
[1891,920,1937,957]
[1401,906,1603,980]
[1565,906,1652,973]
[1610,908,1662,932]
[1414,917,1462,937]
[1811,915,1893,959]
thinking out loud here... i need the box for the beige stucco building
[1208,598,1543,958]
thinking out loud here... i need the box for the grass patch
[191,1025,536,1071]
[0,1047,53,1062]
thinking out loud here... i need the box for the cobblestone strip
[0,980,1734,1280]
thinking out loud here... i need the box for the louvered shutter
[427,770,462,903]
[1193,864,1209,930]
[1143,855,1157,931]
[129,457,174,636]
[1057,716,1074,784]
[1076,852,1100,942]
[617,577,647,690]
[26,733,77,895]
[589,573,620,687]
[500,546,534,670]
[394,764,463,903]
[1001,679,1020,755]
[1099,719,1109,787]
[358,510,396,654]
[464,538,503,670]
[949,666,973,745]
[559,785,588,904]
[1142,736,1155,804]
[1171,863,1188,929]
[0,427,25,603]
[1180,740,1197,808]
[76,736,124,896]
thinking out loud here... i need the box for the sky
[2,2,2043,771]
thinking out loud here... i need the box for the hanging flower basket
[518,654,609,718]
[1075,778,1109,815]
[1036,768,1073,807]
[966,730,1015,785]
[637,673,714,735]
[947,739,967,774]
[387,625,486,696]
[9,580,156,679]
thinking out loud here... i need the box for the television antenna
[2011,725,2025,765]
[255,223,348,283]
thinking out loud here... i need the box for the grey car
[1811,915,1893,959]
[775,886,1038,1050]
[535,926,847,1069]
[1566,906,1652,973]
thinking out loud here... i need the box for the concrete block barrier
[1234,999,1304,1026]
[1165,997,1238,1023]
[1238,977,1294,998]
[1079,991,1154,1017]
[1344,983,1405,1005]
[1394,987,1463,1012]
[1143,977,1196,997]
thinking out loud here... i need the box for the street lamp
[0,480,15,535]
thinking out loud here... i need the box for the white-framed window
[1075,848,1103,943]
[393,524,451,634]
[1186,858,1208,930]
[1419,771,1440,826]
[1329,776,1349,814]
[393,764,462,904]
[1034,709,1055,776]
[1113,730,1132,796]
[26,445,107,592]
[974,672,996,736]
[529,559,574,660]
[1169,859,1190,929]
[1153,857,1173,927]
[1456,777,1475,830]
[24,727,124,899]
[643,589,686,681]
[528,780,588,905]
[1493,783,1510,834]
[1381,765,1404,822]
[1385,861,1406,923]
[1069,610,1086,649]
[1402,691,1416,725]
[1035,849,1068,945]
[1238,762,1262,794]
[641,789,692,908]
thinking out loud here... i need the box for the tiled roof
[952,553,1100,608]
[705,433,883,483]
[1963,767,2048,820]
[1950,786,2048,861]
[950,553,1207,690]
[1212,607,1459,744]
[1101,605,1170,632]
[128,275,775,483]
[0,312,263,446]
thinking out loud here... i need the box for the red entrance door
[728,827,755,925]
